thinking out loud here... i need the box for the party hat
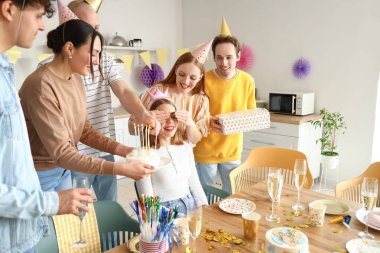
[191,39,213,64]
[58,0,79,25]
[220,17,232,36]
[85,0,103,12]
[148,87,169,100]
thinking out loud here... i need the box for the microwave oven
[269,92,315,115]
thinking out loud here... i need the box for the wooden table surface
[106,182,380,253]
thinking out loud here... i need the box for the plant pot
[321,153,339,170]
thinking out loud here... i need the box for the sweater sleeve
[193,95,210,137]
[247,76,256,109]
[186,143,208,207]
[25,94,114,175]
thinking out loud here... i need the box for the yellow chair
[229,147,314,194]
[335,162,380,206]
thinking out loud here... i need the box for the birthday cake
[126,149,160,167]
[265,227,309,253]
[217,108,270,135]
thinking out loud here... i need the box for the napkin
[368,210,380,228]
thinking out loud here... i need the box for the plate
[309,199,350,215]
[128,236,140,253]
[356,207,380,231]
[346,238,380,253]
[219,198,256,214]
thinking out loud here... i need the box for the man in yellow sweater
[194,35,256,194]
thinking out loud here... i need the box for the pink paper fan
[237,44,254,71]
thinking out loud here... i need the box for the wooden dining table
[106,182,380,252]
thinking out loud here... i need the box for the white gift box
[217,108,270,135]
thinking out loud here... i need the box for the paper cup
[173,217,190,245]
[242,211,261,240]
[309,201,327,227]
[139,236,169,253]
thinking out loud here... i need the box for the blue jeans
[196,161,241,195]
[161,194,196,215]
[37,167,72,191]
[71,155,117,201]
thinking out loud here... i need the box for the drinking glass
[292,159,307,211]
[266,168,284,222]
[72,177,89,248]
[358,177,378,239]
[188,207,202,253]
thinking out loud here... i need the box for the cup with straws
[130,195,181,253]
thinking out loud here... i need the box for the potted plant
[310,108,347,170]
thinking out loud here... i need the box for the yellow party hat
[85,0,103,12]
[220,17,231,36]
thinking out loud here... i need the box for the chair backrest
[35,217,59,253]
[202,184,229,205]
[36,201,140,253]
[229,147,314,194]
[94,200,140,252]
[335,162,380,206]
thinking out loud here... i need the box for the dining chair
[202,184,230,205]
[94,200,140,252]
[35,201,140,253]
[229,147,314,194]
[335,162,380,206]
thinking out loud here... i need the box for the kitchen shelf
[103,45,156,52]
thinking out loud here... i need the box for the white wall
[14,0,183,98]
[183,0,380,181]
[13,0,380,180]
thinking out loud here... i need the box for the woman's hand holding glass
[358,177,378,239]
[266,168,284,222]
[292,159,307,211]
[72,177,90,248]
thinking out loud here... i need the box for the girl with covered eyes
[135,98,208,214]
[137,42,212,145]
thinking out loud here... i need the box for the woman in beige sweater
[19,20,155,191]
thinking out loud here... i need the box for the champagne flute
[188,207,202,253]
[358,177,378,239]
[292,159,307,211]
[72,177,89,248]
[266,168,284,222]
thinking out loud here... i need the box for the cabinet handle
[270,126,277,129]
[250,140,275,146]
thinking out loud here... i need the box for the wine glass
[358,177,378,239]
[266,168,283,222]
[72,177,89,248]
[188,207,202,253]
[292,159,307,211]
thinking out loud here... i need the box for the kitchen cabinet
[114,108,139,162]
[242,114,322,180]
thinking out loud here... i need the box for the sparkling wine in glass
[188,207,202,253]
[292,159,307,211]
[72,177,89,248]
[266,168,283,222]
[358,177,378,239]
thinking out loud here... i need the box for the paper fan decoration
[292,58,311,79]
[141,64,165,88]
[236,45,254,71]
